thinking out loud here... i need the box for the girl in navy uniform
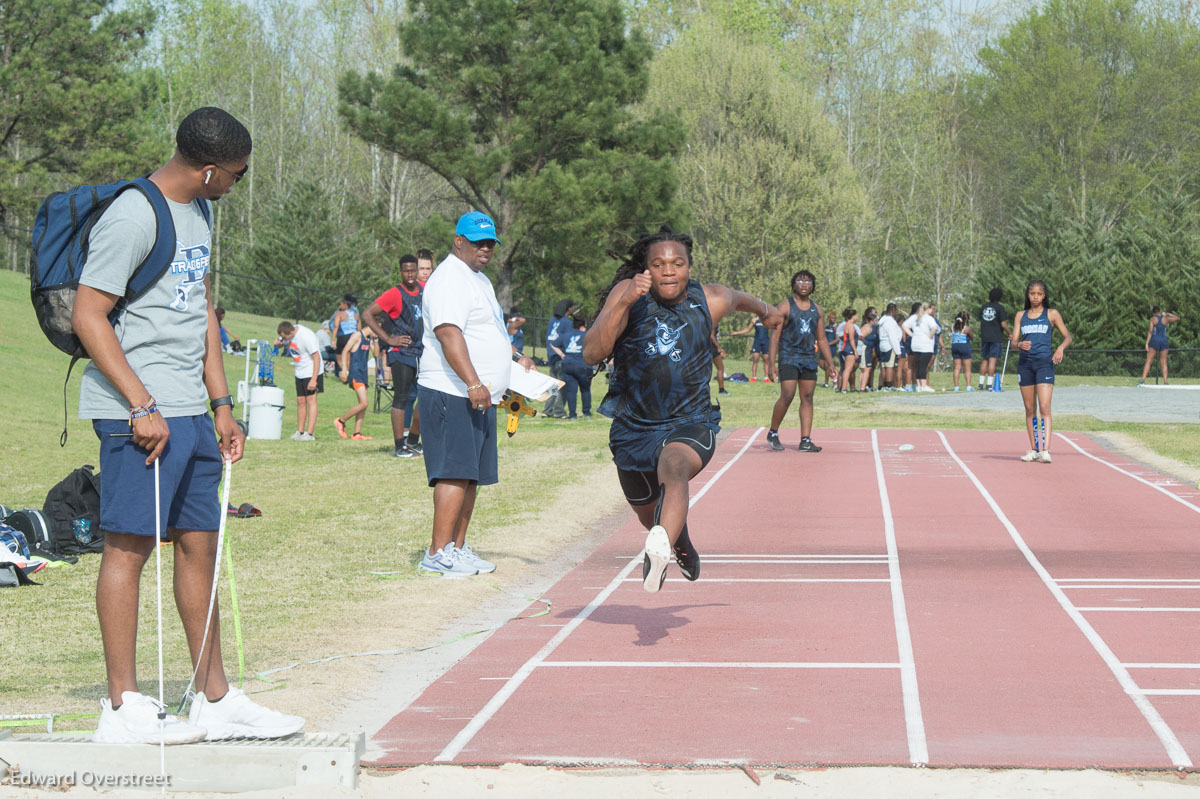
[836,308,859,392]
[1012,280,1071,463]
[585,227,782,592]
[766,270,837,452]
[950,310,974,391]
[732,318,773,382]
[857,307,878,392]
[1139,306,1180,385]
[333,330,374,440]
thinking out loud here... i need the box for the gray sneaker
[289,430,304,441]
[297,432,316,441]
[394,446,417,459]
[457,543,496,574]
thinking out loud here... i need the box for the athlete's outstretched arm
[583,274,647,365]
[703,284,784,329]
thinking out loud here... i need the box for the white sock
[985,375,993,387]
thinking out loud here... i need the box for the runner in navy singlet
[1139,306,1181,385]
[585,227,782,593]
[1012,279,1071,464]
[765,270,837,453]
[332,329,374,440]
[731,318,773,382]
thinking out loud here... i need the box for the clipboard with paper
[507,362,563,402]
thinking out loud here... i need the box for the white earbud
[204,171,212,184]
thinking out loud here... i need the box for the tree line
[1,0,1197,348]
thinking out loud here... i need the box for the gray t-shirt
[78,189,213,420]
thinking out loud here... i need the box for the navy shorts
[951,344,972,359]
[981,341,1003,360]
[751,340,770,355]
[1017,358,1055,386]
[611,423,719,505]
[93,415,222,538]
[1149,337,1169,352]
[778,363,818,382]
[417,386,498,487]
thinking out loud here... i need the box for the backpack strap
[119,177,180,308]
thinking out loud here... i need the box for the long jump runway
[369,428,1200,769]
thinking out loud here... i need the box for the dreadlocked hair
[177,107,252,167]
[595,226,693,315]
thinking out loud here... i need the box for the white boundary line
[936,430,1192,768]
[1135,689,1200,696]
[1056,433,1200,515]
[871,429,928,765]
[1058,578,1200,583]
[1125,663,1200,669]
[619,577,891,584]
[1078,607,1200,612]
[540,661,901,669]
[433,427,765,762]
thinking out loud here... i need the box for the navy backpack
[29,177,211,443]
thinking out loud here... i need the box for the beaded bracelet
[130,398,157,423]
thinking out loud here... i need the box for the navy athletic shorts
[1017,358,1055,386]
[611,421,719,505]
[778,363,818,382]
[981,341,1003,360]
[93,415,222,538]
[417,386,498,487]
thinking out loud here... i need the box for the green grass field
[2,267,1197,731]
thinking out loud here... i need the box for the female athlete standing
[1012,280,1072,463]
[1138,306,1180,385]
[584,227,782,592]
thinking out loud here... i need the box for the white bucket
[247,385,286,440]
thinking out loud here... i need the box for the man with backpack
[72,107,303,744]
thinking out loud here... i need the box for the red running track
[369,427,1200,769]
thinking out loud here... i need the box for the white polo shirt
[417,253,512,404]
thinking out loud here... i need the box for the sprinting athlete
[1012,279,1071,463]
[584,227,782,593]
[766,270,837,452]
[1139,306,1180,385]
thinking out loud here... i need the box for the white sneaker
[290,430,304,441]
[457,543,496,574]
[188,687,304,741]
[417,543,478,578]
[642,526,671,593]
[93,691,207,745]
[298,432,316,441]
[1020,449,1039,462]
[1037,450,1052,464]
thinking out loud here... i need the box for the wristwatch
[210,395,234,412]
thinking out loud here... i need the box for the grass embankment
[1,267,1196,729]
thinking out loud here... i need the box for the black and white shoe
[797,437,822,453]
[673,525,700,581]
[766,431,785,451]
[642,526,671,593]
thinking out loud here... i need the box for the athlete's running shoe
[797,437,822,453]
[406,441,424,455]
[673,526,700,581]
[394,446,417,459]
[1036,450,1052,464]
[351,432,372,440]
[642,525,671,593]
[1020,449,1039,462]
[93,692,207,745]
[188,688,305,741]
[766,430,785,451]
[334,417,348,439]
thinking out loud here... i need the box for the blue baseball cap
[455,211,501,245]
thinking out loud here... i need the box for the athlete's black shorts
[612,423,719,506]
[778,363,818,382]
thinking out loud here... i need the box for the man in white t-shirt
[416,212,536,577]
[277,321,322,440]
